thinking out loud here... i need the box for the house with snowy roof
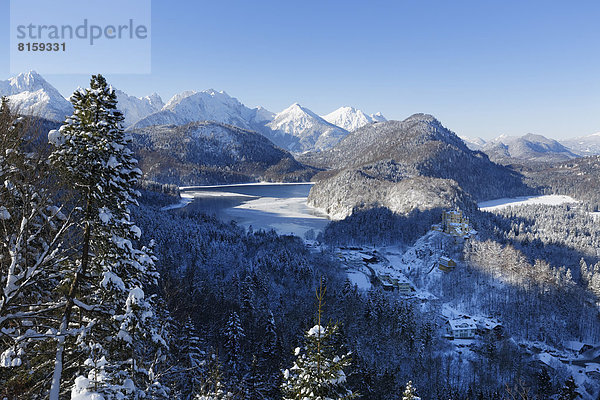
[445,318,477,339]
[438,256,456,272]
[378,273,413,294]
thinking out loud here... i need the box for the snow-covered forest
[2,75,600,399]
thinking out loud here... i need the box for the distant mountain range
[304,114,532,218]
[461,133,587,163]
[265,103,349,152]
[3,71,599,205]
[481,134,578,163]
[115,90,164,128]
[560,133,600,156]
[1,71,388,154]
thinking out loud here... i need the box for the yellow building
[437,209,471,238]
[438,256,456,272]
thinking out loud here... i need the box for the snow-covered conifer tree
[281,282,357,400]
[175,317,206,399]
[258,310,282,398]
[47,75,166,399]
[224,311,245,378]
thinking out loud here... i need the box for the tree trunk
[49,200,93,400]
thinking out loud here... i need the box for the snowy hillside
[482,133,578,163]
[560,132,600,156]
[0,71,72,121]
[130,121,316,185]
[266,103,349,152]
[459,135,486,151]
[115,90,164,127]
[321,106,386,132]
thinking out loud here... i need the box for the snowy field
[478,194,578,211]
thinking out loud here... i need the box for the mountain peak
[0,71,72,121]
[7,70,54,93]
[322,106,385,132]
[405,113,438,124]
[266,103,348,152]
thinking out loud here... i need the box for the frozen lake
[175,183,330,237]
[478,194,578,211]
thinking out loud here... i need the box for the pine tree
[241,355,266,400]
[175,317,206,399]
[281,281,357,400]
[196,351,228,400]
[224,311,245,380]
[47,74,165,399]
[258,310,282,399]
[536,367,552,398]
[558,376,580,400]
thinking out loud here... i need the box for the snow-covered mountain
[0,71,72,121]
[265,103,349,152]
[115,90,164,128]
[560,132,600,156]
[321,106,386,132]
[130,121,316,185]
[459,136,487,151]
[129,89,272,131]
[482,133,578,163]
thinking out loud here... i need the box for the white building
[446,318,477,339]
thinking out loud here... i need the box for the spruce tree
[558,376,580,400]
[281,282,357,400]
[196,351,228,400]
[258,310,282,399]
[536,367,552,398]
[175,317,206,399]
[224,310,245,377]
[47,74,166,399]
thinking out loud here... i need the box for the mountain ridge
[304,113,533,218]
[129,121,317,186]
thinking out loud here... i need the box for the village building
[438,256,456,272]
[475,319,505,339]
[446,318,477,339]
[378,273,413,294]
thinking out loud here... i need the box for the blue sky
[1,0,599,139]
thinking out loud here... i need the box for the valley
[2,70,600,399]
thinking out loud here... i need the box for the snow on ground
[160,192,196,211]
[347,270,371,290]
[233,197,326,219]
[478,195,578,211]
[224,197,329,237]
